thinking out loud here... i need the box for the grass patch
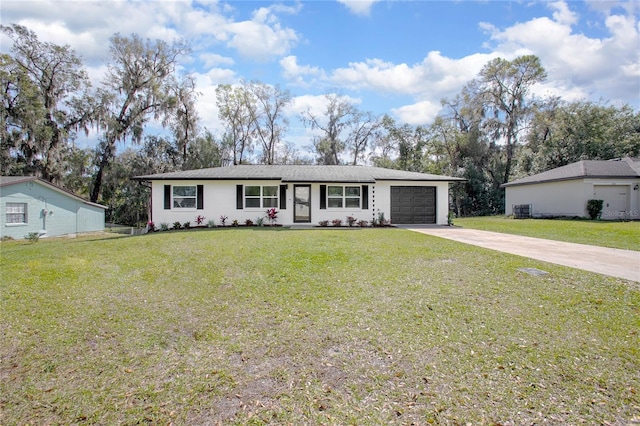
[456,216,640,251]
[1,229,638,424]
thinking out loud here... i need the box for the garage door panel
[390,186,436,224]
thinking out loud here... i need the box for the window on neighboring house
[245,185,278,208]
[173,186,197,208]
[327,186,361,208]
[6,203,27,224]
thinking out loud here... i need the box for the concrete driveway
[401,225,640,282]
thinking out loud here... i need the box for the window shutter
[362,185,369,209]
[279,184,287,210]
[164,185,171,209]
[236,185,243,209]
[320,185,326,209]
[197,185,204,210]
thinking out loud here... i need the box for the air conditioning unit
[513,204,531,219]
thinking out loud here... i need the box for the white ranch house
[502,157,640,220]
[134,165,464,227]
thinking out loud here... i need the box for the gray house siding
[1,179,106,239]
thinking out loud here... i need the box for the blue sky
[1,0,639,154]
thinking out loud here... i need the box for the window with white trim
[6,203,27,224]
[327,186,361,208]
[245,185,278,208]
[173,186,197,208]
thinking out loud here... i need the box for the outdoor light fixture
[634,184,639,190]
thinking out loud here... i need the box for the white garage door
[593,185,628,219]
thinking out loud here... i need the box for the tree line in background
[2,24,639,225]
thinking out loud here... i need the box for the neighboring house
[133,165,465,226]
[502,157,640,220]
[1,176,107,239]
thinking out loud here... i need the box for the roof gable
[502,158,640,187]
[133,165,464,183]
[0,176,107,209]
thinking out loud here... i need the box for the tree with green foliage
[182,130,224,170]
[90,33,189,203]
[517,99,640,177]
[463,55,547,184]
[302,94,357,165]
[373,115,429,172]
[169,74,200,167]
[0,24,92,182]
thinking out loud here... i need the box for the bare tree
[215,84,257,165]
[346,110,381,165]
[247,81,291,164]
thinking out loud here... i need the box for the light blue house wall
[1,177,106,239]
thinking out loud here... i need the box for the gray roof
[134,165,465,183]
[502,158,640,187]
[0,176,38,186]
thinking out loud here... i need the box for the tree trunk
[90,144,112,203]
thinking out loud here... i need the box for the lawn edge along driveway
[402,226,640,282]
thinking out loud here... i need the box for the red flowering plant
[195,215,206,226]
[265,208,278,225]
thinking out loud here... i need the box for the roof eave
[502,175,639,188]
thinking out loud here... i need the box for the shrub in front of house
[332,218,343,227]
[587,199,604,220]
[173,221,182,230]
[318,220,329,227]
[346,216,357,227]
[25,232,40,243]
[358,220,368,227]
[160,223,170,231]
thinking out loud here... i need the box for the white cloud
[391,101,442,126]
[2,1,299,65]
[550,0,578,25]
[336,0,381,17]
[286,50,495,100]
[483,0,640,104]
[280,55,326,86]
[200,53,235,69]
[225,7,299,61]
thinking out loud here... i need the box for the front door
[294,185,311,223]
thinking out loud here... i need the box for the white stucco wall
[505,178,640,219]
[150,179,453,226]
[373,180,451,225]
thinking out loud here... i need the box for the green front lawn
[1,229,638,424]
[455,216,640,251]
